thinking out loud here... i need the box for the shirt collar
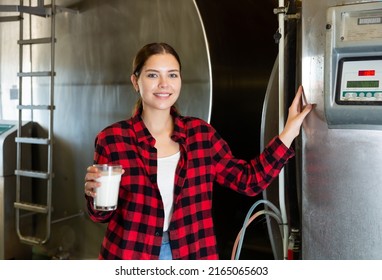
[132,106,186,146]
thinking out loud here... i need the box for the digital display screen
[336,56,382,105]
[359,70,375,76]
[347,80,379,88]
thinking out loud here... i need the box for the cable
[244,199,282,224]
[232,209,283,260]
[232,199,284,260]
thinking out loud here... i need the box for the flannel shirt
[86,108,294,260]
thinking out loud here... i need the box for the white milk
[94,172,122,210]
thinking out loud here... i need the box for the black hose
[284,0,302,259]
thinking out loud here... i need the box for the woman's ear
[130,74,139,92]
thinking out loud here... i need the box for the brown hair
[132,43,182,115]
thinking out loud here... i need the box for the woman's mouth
[154,93,172,98]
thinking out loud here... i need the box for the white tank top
[157,151,180,231]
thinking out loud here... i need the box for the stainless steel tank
[263,0,382,260]
[300,0,382,259]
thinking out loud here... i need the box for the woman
[84,42,313,260]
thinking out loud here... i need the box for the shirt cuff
[271,136,295,160]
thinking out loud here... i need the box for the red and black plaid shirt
[86,108,294,260]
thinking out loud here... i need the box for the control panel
[324,2,382,129]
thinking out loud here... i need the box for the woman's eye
[147,73,157,78]
[169,73,179,78]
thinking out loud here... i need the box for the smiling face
[131,53,181,114]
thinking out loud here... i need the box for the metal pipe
[277,0,289,260]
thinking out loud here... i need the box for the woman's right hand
[84,165,101,197]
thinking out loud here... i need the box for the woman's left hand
[279,85,315,148]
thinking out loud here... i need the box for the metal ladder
[0,0,77,246]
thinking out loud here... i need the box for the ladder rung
[19,235,44,246]
[0,5,50,17]
[18,71,55,77]
[15,137,50,145]
[19,5,51,17]
[15,169,50,179]
[18,37,56,45]
[0,16,21,22]
[14,201,49,214]
[17,105,55,110]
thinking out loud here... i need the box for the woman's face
[132,53,181,113]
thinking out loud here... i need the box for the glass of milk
[93,164,123,211]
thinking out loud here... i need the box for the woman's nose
[158,76,169,88]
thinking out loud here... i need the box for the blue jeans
[159,231,172,260]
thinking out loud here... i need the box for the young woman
[84,42,313,260]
